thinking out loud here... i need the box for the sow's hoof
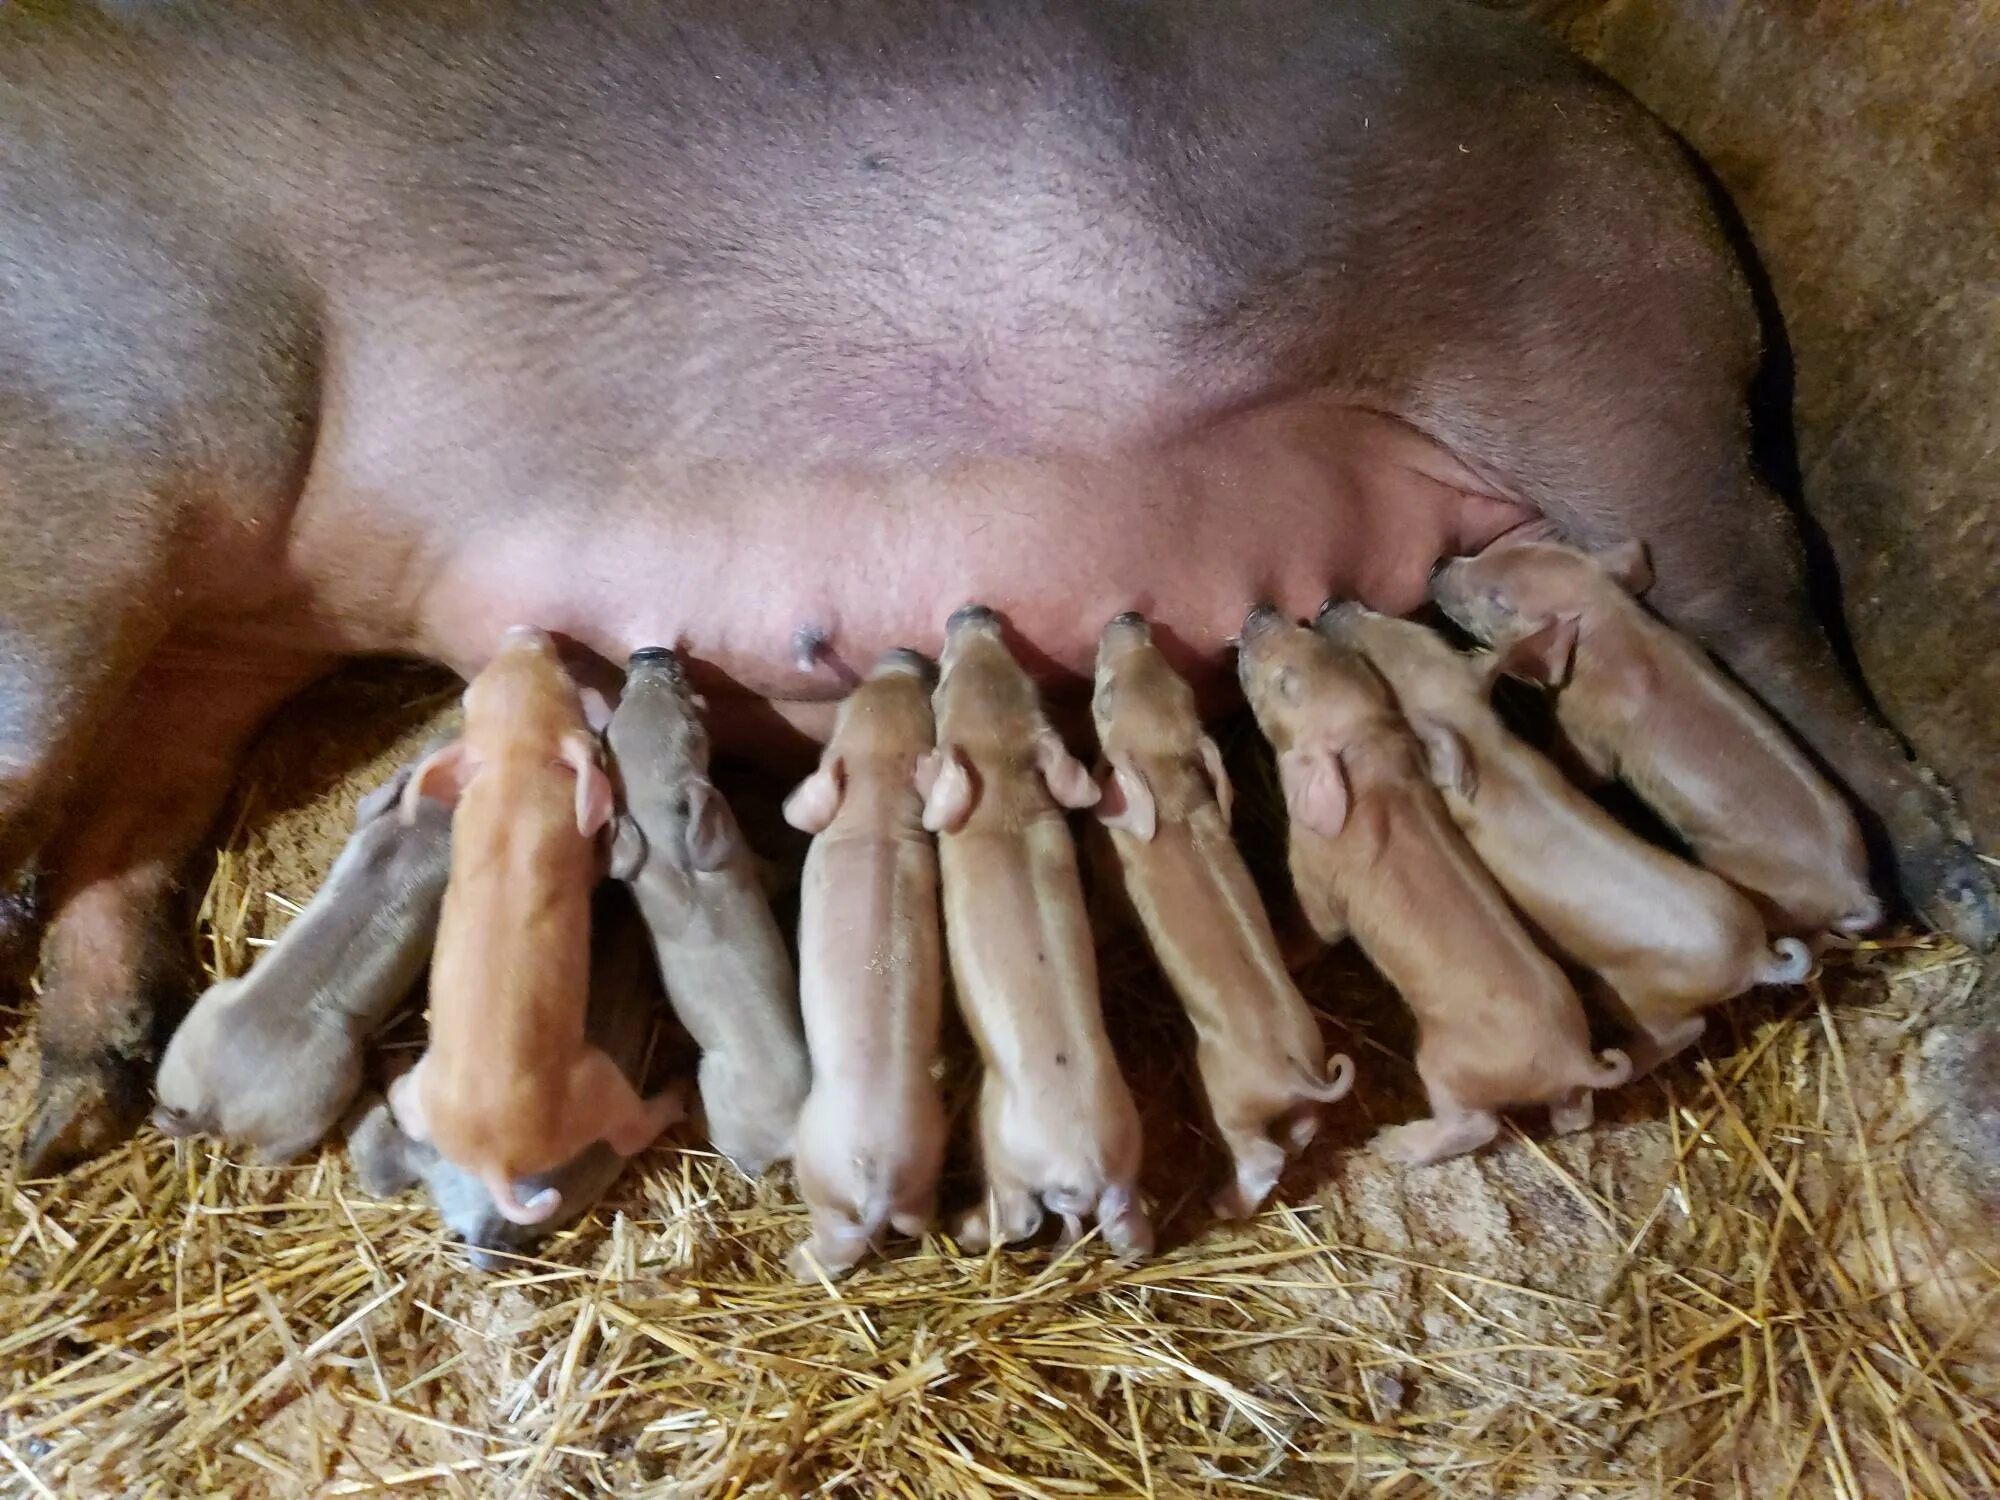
[1902,831,2000,953]
[22,1045,153,1175]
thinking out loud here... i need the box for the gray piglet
[348,885,672,1268]
[607,648,810,1178]
[151,757,452,1162]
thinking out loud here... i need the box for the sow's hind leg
[23,647,326,1173]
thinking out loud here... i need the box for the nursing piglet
[1325,605,1811,1074]
[1431,538,1879,940]
[928,605,1151,1258]
[608,647,809,1177]
[781,649,947,1279]
[388,626,683,1226]
[1238,607,1629,1165]
[349,885,667,1268]
[1091,613,1353,1217]
[151,756,452,1162]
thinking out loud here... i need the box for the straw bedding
[1,666,1995,1498]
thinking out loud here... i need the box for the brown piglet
[350,884,670,1269]
[1238,607,1630,1165]
[1431,538,1879,941]
[152,755,452,1163]
[781,648,948,1279]
[1091,612,1353,1217]
[388,627,684,1225]
[1324,605,1812,1075]
[928,605,1152,1258]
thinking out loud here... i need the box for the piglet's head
[150,1014,221,1142]
[399,626,612,837]
[783,649,936,835]
[1318,604,1488,716]
[1091,612,1231,841]
[1238,606,1398,839]
[1429,539,1652,687]
[920,605,1096,833]
[608,648,738,874]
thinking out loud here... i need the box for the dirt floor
[1,667,1996,1498]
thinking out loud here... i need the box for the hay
[2,667,1997,1498]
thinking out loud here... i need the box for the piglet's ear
[685,782,739,872]
[607,816,647,881]
[1035,730,1100,810]
[355,766,412,829]
[1278,743,1350,839]
[1412,719,1476,801]
[401,740,475,823]
[1196,735,1234,828]
[782,754,845,835]
[560,731,615,838]
[920,746,975,834]
[1596,539,1654,596]
[1095,754,1157,843]
[1493,616,1580,689]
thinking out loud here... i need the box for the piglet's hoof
[22,1046,152,1175]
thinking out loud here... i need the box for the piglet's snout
[151,1104,200,1138]
[1097,611,1152,664]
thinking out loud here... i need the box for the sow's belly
[416,396,1530,744]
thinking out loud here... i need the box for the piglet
[927,605,1152,1258]
[1325,605,1812,1075]
[151,756,452,1162]
[349,886,668,1268]
[607,647,809,1177]
[388,626,683,1226]
[1091,613,1353,1217]
[1430,537,1879,940]
[780,648,947,1279]
[1238,607,1630,1165]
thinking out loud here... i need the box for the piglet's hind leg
[595,1063,686,1158]
[1211,1123,1288,1221]
[1622,1015,1708,1082]
[1373,1107,1500,1167]
[954,1180,1043,1253]
[788,1209,872,1282]
[1098,1184,1154,1260]
[1547,1088,1594,1136]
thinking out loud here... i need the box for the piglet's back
[1605,622,1875,933]
[427,761,597,1091]
[1334,750,1567,1020]
[941,816,1107,1073]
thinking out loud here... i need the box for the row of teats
[151,535,1879,1271]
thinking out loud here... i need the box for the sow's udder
[419,398,1533,744]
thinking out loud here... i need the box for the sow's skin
[1324,605,1812,1077]
[928,606,1152,1260]
[4,0,1985,1172]
[1238,609,1630,1166]
[607,649,809,1179]
[782,650,947,1280]
[349,887,667,1271]
[1090,614,1353,1219]
[151,757,452,1164]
